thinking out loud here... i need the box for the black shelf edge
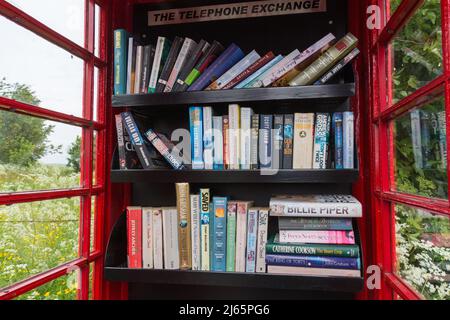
[103,267,363,293]
[112,84,355,107]
[110,169,360,184]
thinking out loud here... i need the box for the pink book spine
[279,230,355,245]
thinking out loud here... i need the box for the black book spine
[259,115,273,169]
[115,114,127,169]
[156,36,183,92]
[121,112,153,169]
[282,114,294,169]
[273,115,284,170]
[140,45,155,93]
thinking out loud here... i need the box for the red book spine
[127,207,142,268]
[222,52,275,90]
[223,115,230,169]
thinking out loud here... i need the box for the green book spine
[266,239,360,258]
[226,202,238,272]
[184,68,201,86]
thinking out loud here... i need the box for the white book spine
[343,112,355,169]
[203,106,214,170]
[126,37,134,94]
[267,265,361,277]
[133,46,143,94]
[148,36,165,92]
[162,207,179,270]
[215,50,261,89]
[213,116,224,169]
[142,207,154,269]
[245,208,259,273]
[190,195,201,270]
[258,49,300,87]
[235,202,249,272]
[152,208,164,269]
[312,113,330,169]
[164,38,195,93]
[228,104,241,170]
[255,208,269,273]
[240,108,253,170]
[293,113,315,169]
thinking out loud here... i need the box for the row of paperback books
[114,30,359,95]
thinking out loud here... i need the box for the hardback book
[114,29,128,95]
[259,115,273,169]
[144,129,185,170]
[206,50,260,90]
[200,189,211,271]
[235,201,254,272]
[176,183,192,269]
[271,33,336,87]
[278,230,356,245]
[410,110,423,168]
[314,47,360,85]
[127,206,142,268]
[142,207,154,269]
[343,112,355,169]
[333,113,344,169]
[140,44,156,93]
[250,114,260,170]
[313,113,331,169]
[226,201,238,272]
[190,195,201,271]
[228,104,241,170]
[133,46,143,94]
[148,36,171,93]
[267,265,361,277]
[282,114,294,169]
[189,106,204,170]
[278,217,353,231]
[213,116,224,170]
[126,36,136,94]
[267,234,359,258]
[265,254,360,270]
[156,36,183,93]
[293,113,314,169]
[269,194,363,218]
[172,39,210,92]
[162,207,180,270]
[245,208,259,273]
[437,111,447,167]
[273,115,284,170]
[223,52,275,90]
[240,107,254,170]
[238,55,283,89]
[164,37,197,92]
[222,115,230,169]
[188,43,245,91]
[212,197,228,272]
[152,207,164,269]
[183,40,224,90]
[289,33,358,86]
[115,114,127,170]
[203,106,214,170]
[121,112,153,169]
[255,208,269,273]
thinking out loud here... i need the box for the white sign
[148,0,327,26]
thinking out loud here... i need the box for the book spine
[152,208,163,269]
[265,254,360,270]
[114,29,128,95]
[235,201,252,272]
[176,183,192,269]
[266,242,360,258]
[122,112,153,169]
[122,117,140,169]
[190,195,201,271]
[212,197,227,272]
[293,113,315,169]
[213,116,224,170]
[267,265,361,277]
[226,201,238,272]
[189,107,204,170]
[250,114,260,170]
[228,104,241,170]
[203,106,214,170]
[144,129,185,170]
[142,207,154,268]
[209,201,214,269]
[133,46,143,94]
[126,37,135,94]
[279,230,356,245]
[258,49,300,88]
[343,112,355,169]
[156,37,182,93]
[245,208,258,273]
[127,207,142,268]
[259,115,273,169]
[437,111,447,168]
[255,208,269,273]
[273,115,284,170]
[278,217,354,231]
[162,207,180,270]
[164,38,195,93]
[240,108,253,170]
[148,36,166,93]
[223,116,230,169]
[115,114,127,170]
[313,113,331,169]
[200,189,210,271]
[314,48,360,85]
[140,45,154,93]
[239,55,283,89]
[282,114,294,169]
[333,113,344,169]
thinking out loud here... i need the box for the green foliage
[67,136,81,172]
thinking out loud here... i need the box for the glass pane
[90,196,97,253]
[89,262,94,300]
[94,4,101,57]
[0,111,82,193]
[0,16,84,117]
[389,0,402,16]
[14,273,79,300]
[0,198,80,289]
[93,67,99,122]
[395,204,450,300]
[392,96,448,199]
[92,131,98,186]
[5,0,85,47]
[391,0,442,103]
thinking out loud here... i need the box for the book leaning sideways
[122,112,153,169]
[269,194,362,218]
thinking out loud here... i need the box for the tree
[67,136,81,172]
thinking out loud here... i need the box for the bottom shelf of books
[104,186,364,294]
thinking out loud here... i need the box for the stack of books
[266,195,362,278]
[113,31,359,95]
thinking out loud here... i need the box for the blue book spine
[114,29,128,95]
[245,209,258,273]
[209,202,214,269]
[213,116,224,170]
[212,197,227,272]
[188,44,244,91]
[265,255,360,270]
[235,55,283,89]
[259,115,273,169]
[189,106,204,169]
[333,113,344,169]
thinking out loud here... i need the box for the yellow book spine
[176,183,192,269]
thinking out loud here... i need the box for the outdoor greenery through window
[13,272,79,300]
